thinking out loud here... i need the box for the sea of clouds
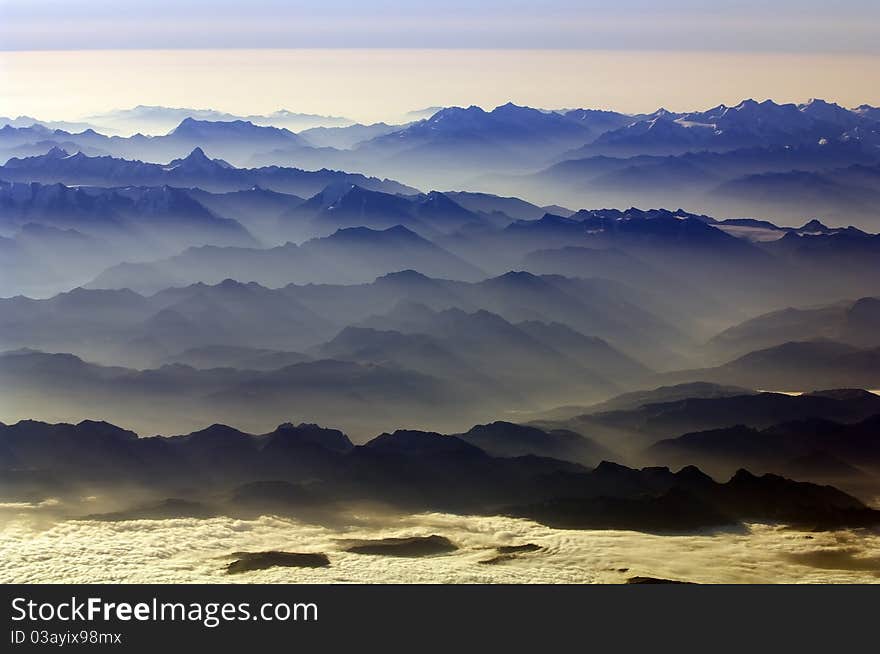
[1,507,879,584]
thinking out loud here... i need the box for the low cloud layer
[1,511,878,584]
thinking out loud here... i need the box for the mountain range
[3,415,878,532]
[5,99,877,226]
[707,297,880,360]
[4,96,880,548]
[533,388,880,460]
[0,147,415,196]
[648,414,880,492]
[0,272,662,401]
[81,105,355,136]
[87,226,485,292]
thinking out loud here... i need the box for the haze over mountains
[4,415,878,535]
[3,97,880,564]
[2,98,878,227]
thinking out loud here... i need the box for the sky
[0,1,877,123]
[2,1,879,52]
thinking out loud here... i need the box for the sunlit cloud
[1,512,878,584]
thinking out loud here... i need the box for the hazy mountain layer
[2,417,877,534]
[3,97,880,570]
[5,99,878,227]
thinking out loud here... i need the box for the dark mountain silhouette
[3,417,877,532]
[531,382,755,422]
[457,421,612,465]
[509,463,877,532]
[540,388,880,455]
[648,415,880,477]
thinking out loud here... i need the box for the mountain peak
[377,269,432,284]
[186,146,209,160]
[492,101,533,114]
[167,147,232,170]
[799,218,830,232]
[325,224,423,243]
[428,105,487,122]
[44,146,71,159]
[489,270,542,286]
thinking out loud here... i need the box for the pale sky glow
[1,49,877,124]
[0,1,877,123]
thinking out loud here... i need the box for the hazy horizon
[2,48,878,125]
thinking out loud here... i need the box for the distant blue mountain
[363,103,596,157]
[566,98,880,157]
[87,224,485,293]
[0,147,418,197]
[0,177,254,248]
[83,105,354,135]
[277,184,491,240]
